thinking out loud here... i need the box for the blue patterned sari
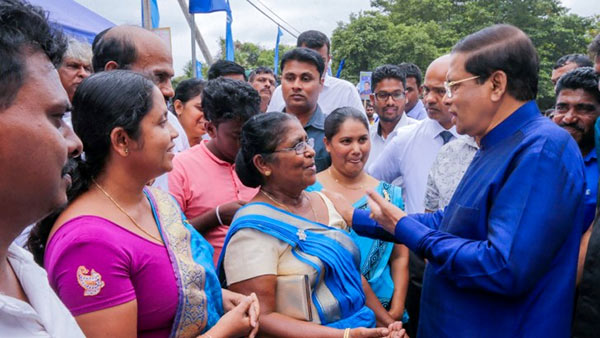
[146,187,223,338]
[307,181,405,313]
[218,202,376,328]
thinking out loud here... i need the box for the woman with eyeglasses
[28,71,260,338]
[219,112,406,338]
[307,107,410,325]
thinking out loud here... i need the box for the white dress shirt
[0,244,85,338]
[405,99,428,120]
[267,74,366,115]
[368,118,459,213]
[365,113,418,171]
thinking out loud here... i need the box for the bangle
[343,328,350,338]
[215,205,224,226]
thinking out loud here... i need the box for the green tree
[332,0,599,109]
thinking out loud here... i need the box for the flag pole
[176,0,214,65]
[141,0,152,29]
[191,13,197,77]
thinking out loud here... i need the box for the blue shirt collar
[584,148,597,164]
[304,105,325,130]
[480,100,540,149]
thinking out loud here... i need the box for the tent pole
[176,0,214,66]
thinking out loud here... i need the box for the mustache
[559,122,584,133]
[61,158,78,177]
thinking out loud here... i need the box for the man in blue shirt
[279,47,331,172]
[332,24,586,337]
[552,67,600,229]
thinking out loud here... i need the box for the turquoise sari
[307,181,405,314]
[218,202,376,328]
[146,187,223,338]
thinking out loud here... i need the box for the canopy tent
[27,0,114,44]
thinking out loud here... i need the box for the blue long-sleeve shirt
[353,101,586,337]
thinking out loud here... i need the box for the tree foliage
[331,0,600,109]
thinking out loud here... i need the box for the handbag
[276,274,313,321]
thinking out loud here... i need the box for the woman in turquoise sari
[307,107,409,323]
[28,71,259,338]
[219,112,406,337]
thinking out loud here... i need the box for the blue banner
[273,26,283,75]
[189,0,229,14]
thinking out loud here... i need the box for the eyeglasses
[374,91,405,102]
[444,75,480,98]
[272,138,315,155]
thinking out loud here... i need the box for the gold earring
[265,170,271,176]
[125,148,129,155]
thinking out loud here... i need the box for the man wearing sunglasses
[346,24,585,337]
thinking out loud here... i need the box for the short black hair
[249,66,276,83]
[235,112,297,188]
[0,0,67,109]
[91,27,137,73]
[452,24,539,101]
[201,77,260,125]
[174,78,206,104]
[553,54,593,69]
[280,47,325,78]
[588,34,600,59]
[398,62,423,87]
[555,67,600,104]
[371,64,406,92]
[324,107,369,141]
[297,30,330,54]
[207,60,246,80]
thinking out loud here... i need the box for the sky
[74,0,600,77]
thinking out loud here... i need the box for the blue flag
[189,0,229,13]
[336,58,346,78]
[225,9,234,61]
[273,26,283,76]
[141,0,160,29]
[196,60,203,79]
[189,0,234,61]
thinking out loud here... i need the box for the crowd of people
[2,0,600,337]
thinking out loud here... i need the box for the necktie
[439,130,454,145]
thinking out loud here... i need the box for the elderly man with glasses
[369,55,459,215]
[338,24,585,337]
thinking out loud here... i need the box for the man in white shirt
[0,1,85,336]
[365,64,418,171]
[398,62,428,120]
[267,30,365,115]
[369,55,458,214]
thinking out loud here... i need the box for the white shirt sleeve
[266,85,286,112]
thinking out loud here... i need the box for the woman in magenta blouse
[28,71,259,338]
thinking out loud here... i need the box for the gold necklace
[93,180,163,244]
[328,168,365,190]
[260,189,318,222]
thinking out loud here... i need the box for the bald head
[92,25,175,99]
[426,55,451,81]
[423,55,453,128]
